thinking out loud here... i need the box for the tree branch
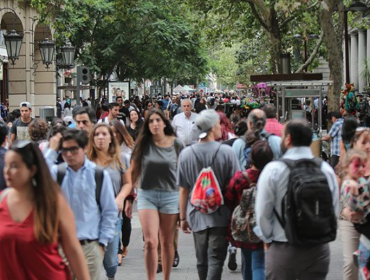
[295,30,324,73]
[248,3,268,30]
[280,1,319,28]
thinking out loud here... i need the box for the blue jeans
[103,218,122,278]
[241,248,265,280]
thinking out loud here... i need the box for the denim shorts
[137,189,179,214]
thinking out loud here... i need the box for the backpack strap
[191,144,222,168]
[95,166,104,212]
[277,158,295,170]
[0,188,11,205]
[57,163,67,185]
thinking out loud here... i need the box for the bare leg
[139,210,160,280]
[159,213,178,280]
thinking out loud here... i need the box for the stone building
[0,0,56,117]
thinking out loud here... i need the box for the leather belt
[79,239,98,246]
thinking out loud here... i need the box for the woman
[143,101,154,119]
[109,120,135,263]
[340,117,358,159]
[226,141,273,280]
[0,140,89,280]
[340,127,370,280]
[195,97,207,113]
[128,109,143,141]
[126,108,184,280]
[217,111,236,141]
[87,123,132,280]
[63,103,72,118]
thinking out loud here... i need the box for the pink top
[0,195,71,280]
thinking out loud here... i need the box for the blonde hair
[341,149,368,176]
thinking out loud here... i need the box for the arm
[255,165,277,243]
[115,165,133,212]
[339,140,346,160]
[179,187,191,234]
[232,139,246,171]
[98,171,119,246]
[58,193,90,280]
[321,134,331,142]
[9,133,15,146]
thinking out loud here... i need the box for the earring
[32,178,37,187]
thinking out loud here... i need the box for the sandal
[117,253,123,266]
[173,250,180,267]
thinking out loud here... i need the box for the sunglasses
[61,146,81,155]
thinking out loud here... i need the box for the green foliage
[20,0,208,87]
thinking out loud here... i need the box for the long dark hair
[131,108,175,184]
[10,141,60,244]
[110,119,134,148]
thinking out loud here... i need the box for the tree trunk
[318,0,344,113]
[267,9,282,74]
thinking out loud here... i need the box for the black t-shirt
[10,118,33,140]
[118,107,130,123]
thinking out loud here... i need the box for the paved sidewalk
[101,212,344,280]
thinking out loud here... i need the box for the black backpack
[274,158,337,246]
[57,164,104,211]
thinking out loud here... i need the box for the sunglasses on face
[61,146,80,155]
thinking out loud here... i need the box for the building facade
[0,0,56,117]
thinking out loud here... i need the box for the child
[341,149,370,279]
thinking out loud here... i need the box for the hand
[342,207,364,223]
[264,243,271,252]
[49,133,62,151]
[99,245,105,256]
[125,200,133,219]
[180,220,191,234]
[115,196,124,212]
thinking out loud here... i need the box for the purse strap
[0,188,11,205]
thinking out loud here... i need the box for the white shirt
[172,112,198,145]
[98,117,125,126]
[254,146,339,243]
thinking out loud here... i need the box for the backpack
[190,144,223,214]
[57,164,104,211]
[274,158,337,246]
[231,171,260,243]
[243,132,271,169]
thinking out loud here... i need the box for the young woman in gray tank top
[127,108,184,280]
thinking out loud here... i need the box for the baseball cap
[20,101,32,109]
[195,109,220,139]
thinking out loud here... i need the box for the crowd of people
[0,91,369,280]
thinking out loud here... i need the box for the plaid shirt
[329,118,343,156]
[264,118,284,137]
[225,169,264,250]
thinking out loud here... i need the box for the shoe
[157,264,162,274]
[173,250,180,267]
[122,247,128,258]
[107,277,115,280]
[117,253,122,266]
[228,247,237,271]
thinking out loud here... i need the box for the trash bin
[39,107,55,123]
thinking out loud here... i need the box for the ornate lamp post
[38,38,56,69]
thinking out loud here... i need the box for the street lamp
[3,29,23,65]
[38,38,56,69]
[60,39,75,67]
[344,0,368,83]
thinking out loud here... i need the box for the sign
[108,81,130,102]
[284,89,319,97]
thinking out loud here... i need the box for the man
[263,104,284,137]
[255,119,339,280]
[0,122,8,190]
[74,107,97,134]
[321,111,343,168]
[162,94,171,110]
[45,129,118,280]
[172,99,198,146]
[98,102,124,125]
[10,101,33,144]
[56,97,63,118]
[178,109,240,280]
[232,108,282,170]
